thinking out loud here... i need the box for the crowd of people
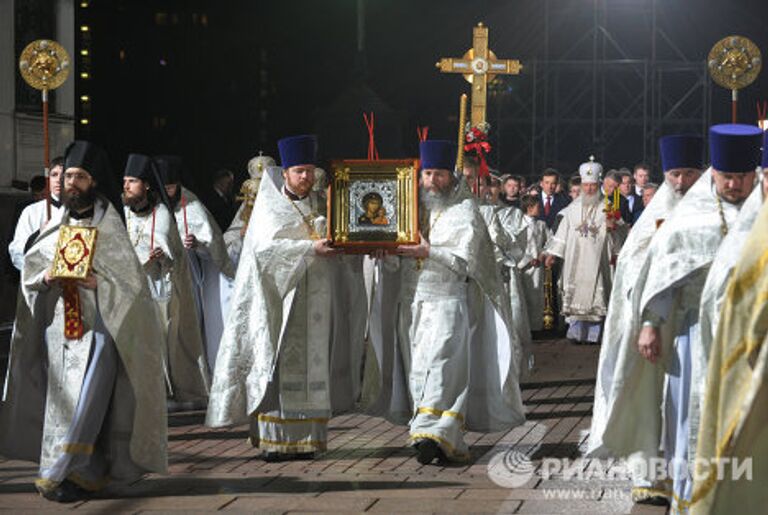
[0,124,765,513]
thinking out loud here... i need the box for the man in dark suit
[537,168,570,229]
[618,170,644,225]
[203,168,237,231]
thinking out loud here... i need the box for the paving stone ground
[0,339,668,514]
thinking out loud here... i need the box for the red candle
[150,207,156,251]
[182,195,189,237]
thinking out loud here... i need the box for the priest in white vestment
[8,157,65,271]
[631,124,760,512]
[156,155,235,372]
[691,190,768,515]
[368,140,525,465]
[206,135,364,461]
[544,158,627,344]
[0,141,167,502]
[588,134,703,506]
[122,154,208,406]
[477,199,532,374]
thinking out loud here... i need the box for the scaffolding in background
[489,0,711,179]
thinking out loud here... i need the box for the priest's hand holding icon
[396,232,430,259]
[78,272,98,291]
[184,234,198,249]
[543,253,556,269]
[313,238,340,257]
[369,248,388,260]
[637,325,662,363]
[43,269,59,287]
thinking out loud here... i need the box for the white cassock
[691,198,768,515]
[545,195,626,342]
[0,196,167,494]
[691,177,764,469]
[366,191,525,461]
[220,202,248,323]
[479,204,532,372]
[173,187,235,372]
[8,198,64,271]
[125,202,208,403]
[588,180,688,498]
[511,212,551,332]
[602,170,743,511]
[206,167,365,454]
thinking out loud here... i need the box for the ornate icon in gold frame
[51,225,98,279]
[328,159,419,252]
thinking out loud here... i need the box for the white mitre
[578,155,602,184]
[247,153,276,179]
[313,167,326,191]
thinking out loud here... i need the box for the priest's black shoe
[39,479,89,503]
[263,451,315,462]
[635,495,670,507]
[415,439,446,465]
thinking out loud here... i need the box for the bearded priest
[633,124,760,512]
[122,153,208,407]
[543,158,628,344]
[206,135,364,462]
[156,155,235,373]
[0,141,167,502]
[369,140,525,465]
[589,134,703,506]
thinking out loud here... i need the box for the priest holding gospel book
[0,141,168,503]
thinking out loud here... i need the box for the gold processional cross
[435,22,523,128]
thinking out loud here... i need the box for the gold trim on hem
[256,437,327,453]
[416,407,465,423]
[631,486,671,501]
[409,432,470,462]
[61,442,94,455]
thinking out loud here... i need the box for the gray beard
[582,192,600,207]
[420,188,452,211]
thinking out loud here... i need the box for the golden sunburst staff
[18,39,71,221]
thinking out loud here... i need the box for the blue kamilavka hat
[659,135,704,172]
[709,124,762,173]
[278,135,318,169]
[419,140,457,171]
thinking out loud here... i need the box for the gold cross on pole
[436,23,522,128]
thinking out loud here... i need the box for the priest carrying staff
[8,156,66,271]
[0,141,167,503]
[543,158,628,345]
[206,135,365,462]
[369,140,525,465]
[155,155,235,373]
[122,153,209,408]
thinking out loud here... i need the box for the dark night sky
[79,0,768,191]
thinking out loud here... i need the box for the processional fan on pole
[435,22,522,195]
[18,39,71,221]
[707,35,761,124]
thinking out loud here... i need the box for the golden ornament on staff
[436,22,522,128]
[707,36,762,123]
[455,93,468,173]
[18,39,71,220]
